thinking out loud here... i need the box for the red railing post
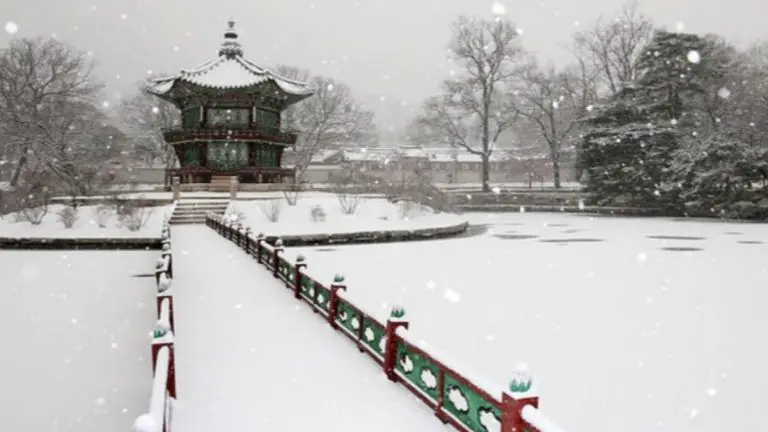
[294,254,306,299]
[151,326,177,399]
[435,369,448,423]
[384,307,409,382]
[157,275,174,332]
[244,227,253,253]
[328,274,347,329]
[255,233,264,263]
[500,364,538,432]
[273,238,283,278]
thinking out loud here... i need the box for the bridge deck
[170,226,450,431]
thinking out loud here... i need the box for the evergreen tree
[579,30,723,208]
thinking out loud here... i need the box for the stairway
[210,175,237,193]
[170,198,230,225]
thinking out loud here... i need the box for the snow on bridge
[169,225,452,431]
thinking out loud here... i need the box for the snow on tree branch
[277,65,376,180]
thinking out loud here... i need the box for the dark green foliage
[578,30,765,217]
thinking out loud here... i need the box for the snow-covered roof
[146,20,314,100]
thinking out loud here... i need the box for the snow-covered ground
[227,195,466,237]
[0,204,173,238]
[277,212,768,432]
[169,226,452,431]
[0,251,158,432]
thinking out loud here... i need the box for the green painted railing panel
[335,298,360,335]
[314,284,330,311]
[395,341,440,401]
[442,374,501,432]
[361,317,386,356]
[301,276,314,298]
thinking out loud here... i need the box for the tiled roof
[146,21,314,98]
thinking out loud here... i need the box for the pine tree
[579,30,720,209]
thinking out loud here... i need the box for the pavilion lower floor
[166,166,294,185]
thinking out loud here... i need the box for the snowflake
[686,50,701,64]
[4,21,18,35]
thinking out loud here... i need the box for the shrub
[21,203,48,225]
[224,206,247,224]
[119,205,154,231]
[398,200,419,219]
[57,205,79,228]
[310,204,326,222]
[282,183,302,206]
[336,192,360,215]
[93,204,112,228]
[259,199,282,223]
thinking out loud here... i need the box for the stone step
[174,205,229,210]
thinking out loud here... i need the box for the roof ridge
[180,56,225,75]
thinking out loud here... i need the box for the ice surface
[0,251,158,431]
[282,212,768,432]
[169,226,451,431]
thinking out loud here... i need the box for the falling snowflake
[491,0,506,15]
[637,252,648,262]
[102,101,110,108]
[444,289,461,303]
[705,388,717,397]
[152,106,160,114]
[675,21,686,32]
[717,87,731,99]
[326,83,334,92]
[686,50,701,64]
[688,408,699,419]
[4,21,18,35]
[120,13,128,19]
[425,280,436,290]
[670,118,678,125]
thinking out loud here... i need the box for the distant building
[284,145,575,185]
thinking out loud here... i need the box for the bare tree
[411,16,524,192]
[512,58,598,188]
[730,42,768,149]
[572,0,654,96]
[276,65,377,181]
[31,99,125,197]
[0,37,103,186]
[119,81,179,170]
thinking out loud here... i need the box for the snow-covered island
[225,194,468,240]
[0,203,173,239]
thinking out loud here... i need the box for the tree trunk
[551,150,561,189]
[481,154,491,192]
[10,153,27,187]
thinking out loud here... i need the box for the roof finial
[219,18,243,58]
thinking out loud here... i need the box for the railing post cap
[257,232,265,239]
[153,320,171,338]
[275,238,284,248]
[390,305,406,319]
[133,413,160,432]
[154,257,166,269]
[333,273,345,284]
[296,254,306,263]
[508,362,534,394]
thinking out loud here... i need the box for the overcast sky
[1,0,767,134]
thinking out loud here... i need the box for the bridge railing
[206,213,567,432]
[134,220,177,432]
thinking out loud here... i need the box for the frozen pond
[283,212,768,432]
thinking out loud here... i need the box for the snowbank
[226,196,467,238]
[0,204,173,239]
